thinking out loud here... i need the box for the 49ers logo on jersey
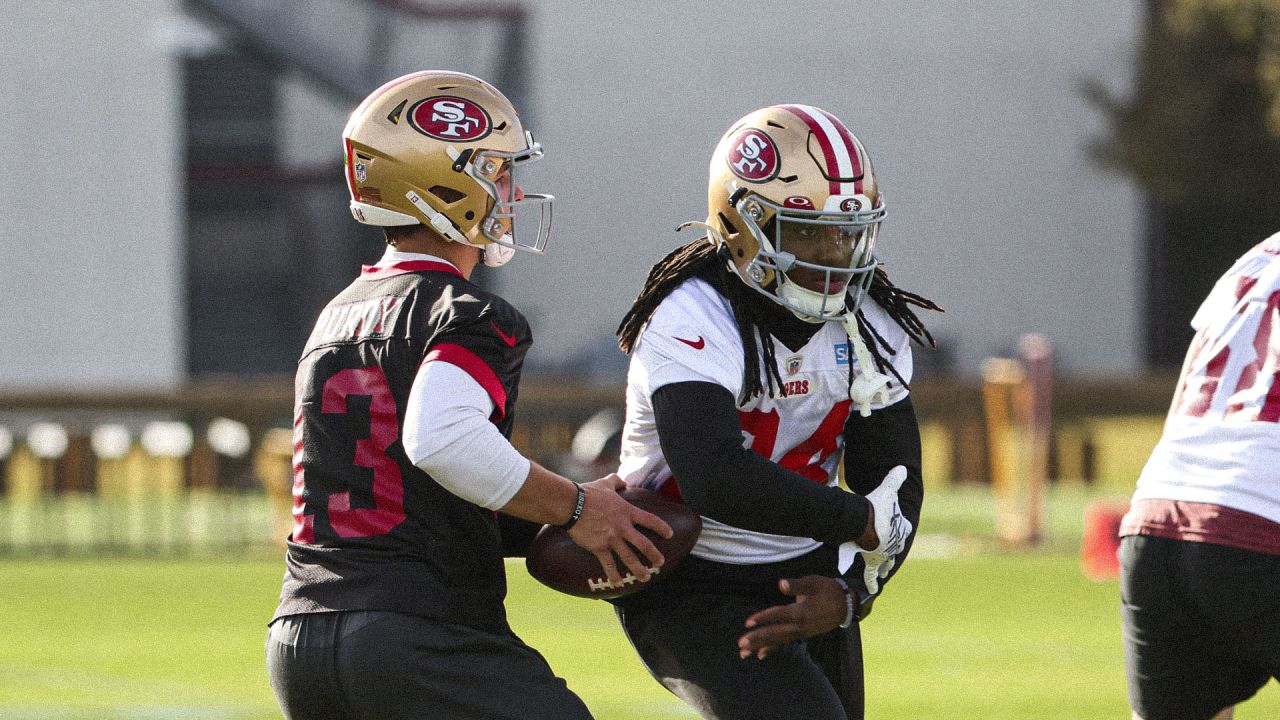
[408,96,492,141]
[726,128,780,183]
[781,379,810,397]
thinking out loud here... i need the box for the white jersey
[1133,233,1280,525]
[618,277,912,564]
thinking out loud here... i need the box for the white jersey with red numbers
[1133,233,1280,526]
[618,277,912,564]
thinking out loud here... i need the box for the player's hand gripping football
[856,465,911,595]
[737,575,849,660]
[567,474,673,588]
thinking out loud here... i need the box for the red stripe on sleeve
[423,343,508,420]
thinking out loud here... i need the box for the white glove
[839,466,911,595]
[860,550,896,596]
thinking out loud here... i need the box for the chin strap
[841,311,893,417]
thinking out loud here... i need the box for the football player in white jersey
[612,105,942,720]
[1120,233,1280,720]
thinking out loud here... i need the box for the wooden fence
[0,372,1178,555]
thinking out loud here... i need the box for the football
[525,487,702,600]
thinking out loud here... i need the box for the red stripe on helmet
[780,105,865,197]
[814,107,864,195]
[344,137,360,201]
[780,104,840,196]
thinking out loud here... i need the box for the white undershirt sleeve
[402,359,531,510]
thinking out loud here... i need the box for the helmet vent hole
[494,121,508,131]
[428,185,466,205]
[779,175,798,183]
[386,100,407,125]
[465,211,475,220]
[766,120,786,128]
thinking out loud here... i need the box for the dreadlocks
[616,238,943,404]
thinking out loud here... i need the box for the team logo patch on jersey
[834,342,855,366]
[785,354,804,376]
[726,128,780,183]
[409,96,492,141]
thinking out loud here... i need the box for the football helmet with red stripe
[342,71,553,267]
[703,105,884,321]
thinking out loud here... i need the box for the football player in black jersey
[266,71,672,720]
[613,105,941,720]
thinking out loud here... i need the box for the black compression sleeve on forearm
[841,395,924,590]
[651,381,870,544]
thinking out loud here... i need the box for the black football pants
[1121,534,1280,720]
[614,549,864,720]
[267,610,593,720]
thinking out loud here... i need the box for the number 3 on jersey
[291,365,406,543]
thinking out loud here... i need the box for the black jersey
[273,259,532,632]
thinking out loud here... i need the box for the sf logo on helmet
[409,96,492,141]
[727,128,779,182]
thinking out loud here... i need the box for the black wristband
[559,484,586,530]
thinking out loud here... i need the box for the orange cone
[1081,500,1129,580]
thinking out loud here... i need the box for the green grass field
[1,486,1277,719]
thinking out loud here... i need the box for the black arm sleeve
[841,395,924,594]
[652,381,871,545]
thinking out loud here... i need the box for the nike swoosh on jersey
[491,322,518,347]
[674,335,705,350]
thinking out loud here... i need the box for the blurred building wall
[1,1,184,389]
[1,1,1145,388]
[503,1,1145,379]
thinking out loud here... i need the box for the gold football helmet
[343,70,553,267]
[704,105,884,321]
